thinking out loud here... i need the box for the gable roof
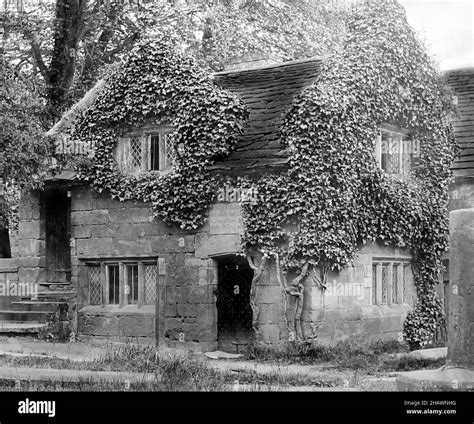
[46,57,322,178]
[446,68,474,178]
[211,58,322,174]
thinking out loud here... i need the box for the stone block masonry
[71,187,217,347]
[11,184,420,351]
[447,209,474,368]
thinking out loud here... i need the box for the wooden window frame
[372,258,411,306]
[117,126,174,175]
[375,126,419,177]
[149,132,173,172]
[86,258,158,308]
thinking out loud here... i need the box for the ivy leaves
[71,38,248,230]
[242,0,456,348]
[67,1,455,349]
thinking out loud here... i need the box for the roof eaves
[212,56,326,78]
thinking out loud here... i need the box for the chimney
[224,53,280,71]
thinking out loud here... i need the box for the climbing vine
[68,38,248,230]
[240,0,457,348]
[62,1,457,350]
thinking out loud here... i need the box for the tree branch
[26,35,50,82]
[247,253,268,343]
[103,31,140,62]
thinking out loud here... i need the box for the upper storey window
[117,127,174,174]
[374,126,420,177]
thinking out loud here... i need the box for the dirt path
[204,358,400,391]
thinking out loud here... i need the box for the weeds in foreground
[0,342,229,391]
[244,339,444,374]
[0,339,445,391]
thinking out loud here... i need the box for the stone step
[0,310,53,322]
[0,366,160,385]
[0,296,22,310]
[38,281,72,287]
[0,322,48,334]
[10,301,61,312]
[37,290,76,297]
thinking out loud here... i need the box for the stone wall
[449,178,474,212]
[300,243,416,345]
[16,190,46,287]
[0,258,20,310]
[245,243,416,348]
[448,209,474,367]
[13,184,418,350]
[70,187,219,350]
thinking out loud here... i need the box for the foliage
[193,0,346,71]
[0,0,345,247]
[37,303,74,342]
[245,339,444,373]
[70,38,248,229]
[240,0,457,348]
[0,64,52,188]
[0,63,52,230]
[1,0,346,121]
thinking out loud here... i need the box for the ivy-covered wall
[240,0,457,349]
[29,0,457,350]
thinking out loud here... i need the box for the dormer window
[374,126,420,177]
[116,127,174,174]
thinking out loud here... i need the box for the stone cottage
[0,52,426,352]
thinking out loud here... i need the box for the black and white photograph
[0,0,473,420]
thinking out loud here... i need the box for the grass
[0,342,335,391]
[244,339,445,374]
[0,342,230,391]
[0,339,446,391]
[228,369,338,388]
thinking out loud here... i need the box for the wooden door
[216,256,253,352]
[44,189,71,284]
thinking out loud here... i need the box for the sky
[399,0,473,70]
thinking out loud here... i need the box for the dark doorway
[0,228,11,258]
[44,189,71,284]
[216,255,254,353]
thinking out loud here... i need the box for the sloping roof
[446,68,474,178]
[46,79,106,137]
[46,57,322,177]
[210,58,322,173]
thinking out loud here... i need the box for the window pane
[108,265,120,305]
[372,264,377,305]
[392,263,398,304]
[150,135,160,171]
[381,264,388,304]
[381,134,400,174]
[402,138,420,176]
[89,266,102,305]
[150,133,173,171]
[126,265,139,305]
[144,264,157,304]
[164,133,174,169]
[130,137,142,170]
[403,264,408,303]
[402,139,412,176]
